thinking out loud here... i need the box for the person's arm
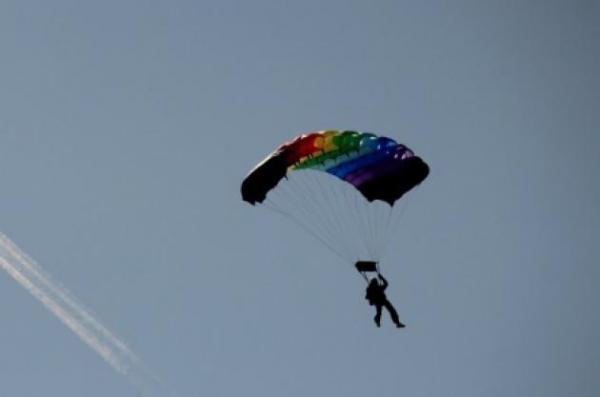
[378,274,388,289]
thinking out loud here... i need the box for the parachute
[241,130,429,277]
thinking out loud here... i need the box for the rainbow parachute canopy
[241,130,429,205]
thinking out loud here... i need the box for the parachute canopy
[241,130,429,205]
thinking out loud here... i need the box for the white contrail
[0,232,170,396]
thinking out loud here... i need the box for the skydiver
[365,273,405,328]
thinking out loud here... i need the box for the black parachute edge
[241,154,430,206]
[241,151,288,205]
[359,156,430,205]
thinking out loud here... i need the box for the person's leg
[374,304,382,327]
[383,300,405,328]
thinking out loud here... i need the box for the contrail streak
[0,232,170,396]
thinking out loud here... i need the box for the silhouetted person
[365,274,405,328]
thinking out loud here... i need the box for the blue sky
[1,1,599,396]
